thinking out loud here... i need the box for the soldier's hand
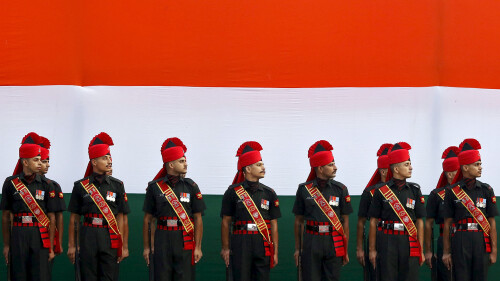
[194,248,203,263]
[3,246,9,264]
[489,251,497,265]
[220,248,230,267]
[356,248,365,266]
[424,252,433,268]
[293,249,300,267]
[420,252,425,266]
[118,248,129,263]
[67,246,76,264]
[369,249,377,269]
[273,252,278,267]
[442,253,452,270]
[342,254,349,266]
[143,248,151,266]
[49,251,55,262]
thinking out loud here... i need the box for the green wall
[1,194,499,280]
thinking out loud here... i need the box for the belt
[232,220,270,235]
[306,224,334,233]
[378,220,410,235]
[157,216,192,231]
[456,223,481,232]
[13,213,41,227]
[234,223,259,231]
[83,214,109,228]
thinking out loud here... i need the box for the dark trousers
[154,229,195,281]
[452,231,489,281]
[433,236,452,281]
[376,232,419,281]
[363,230,381,281]
[300,232,342,281]
[10,226,50,281]
[80,226,118,281]
[230,234,270,281]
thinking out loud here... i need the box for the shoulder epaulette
[108,176,123,184]
[183,178,198,187]
[408,182,421,189]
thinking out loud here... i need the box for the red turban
[38,136,51,161]
[233,141,263,184]
[153,137,187,181]
[366,143,393,188]
[452,139,481,184]
[435,146,460,189]
[85,132,114,177]
[13,132,42,175]
[306,140,334,182]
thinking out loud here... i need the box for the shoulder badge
[196,192,203,200]
[58,192,64,199]
[49,191,56,198]
[345,195,351,203]
[492,197,497,204]
[124,193,128,202]
[274,199,279,207]
[420,196,425,204]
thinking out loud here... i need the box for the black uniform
[358,182,385,281]
[426,186,452,281]
[443,179,498,281]
[220,180,281,281]
[143,175,206,281]
[68,173,130,281]
[292,178,353,281]
[1,172,58,281]
[367,179,426,281]
[41,175,67,280]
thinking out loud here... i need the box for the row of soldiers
[1,132,497,281]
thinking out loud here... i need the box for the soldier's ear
[91,159,97,167]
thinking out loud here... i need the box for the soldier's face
[319,161,337,179]
[246,161,265,179]
[464,161,482,178]
[396,160,412,179]
[40,159,50,174]
[169,157,187,175]
[24,156,42,174]
[92,155,112,174]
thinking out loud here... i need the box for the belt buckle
[394,223,405,231]
[167,219,178,227]
[468,223,478,230]
[247,224,258,231]
[92,218,103,226]
[318,225,330,233]
[22,216,33,224]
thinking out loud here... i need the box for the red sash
[379,185,422,263]
[304,183,347,257]
[156,181,196,265]
[234,185,275,268]
[80,179,123,257]
[11,178,51,249]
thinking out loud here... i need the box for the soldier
[442,139,498,281]
[424,146,459,281]
[356,143,392,281]
[143,137,206,281]
[1,132,57,281]
[368,142,425,281]
[67,132,130,281]
[221,141,280,281]
[38,136,67,278]
[293,140,352,281]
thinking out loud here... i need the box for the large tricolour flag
[2,1,500,195]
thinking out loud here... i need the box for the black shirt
[426,186,448,224]
[443,179,498,221]
[68,173,130,216]
[1,172,58,214]
[41,175,67,213]
[293,178,353,223]
[143,176,206,218]
[368,179,426,221]
[220,180,281,221]
[358,182,386,218]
